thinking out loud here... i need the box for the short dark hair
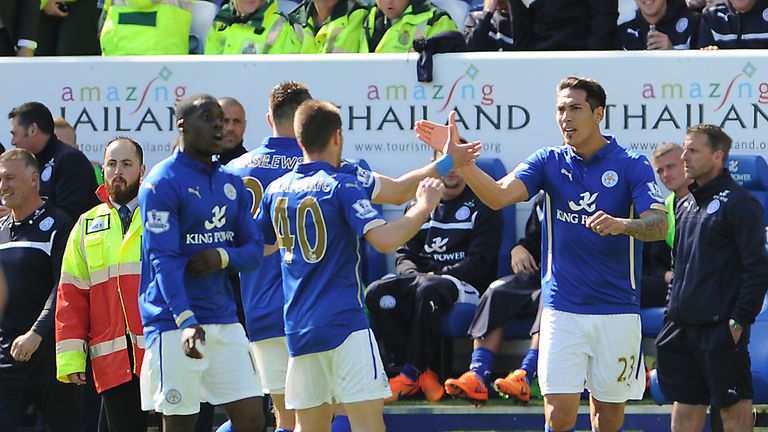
[175,94,218,123]
[557,76,607,111]
[652,143,683,160]
[8,102,54,135]
[105,137,144,164]
[269,81,312,128]
[687,124,732,161]
[0,148,40,175]
[294,101,341,154]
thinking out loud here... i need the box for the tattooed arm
[585,208,668,242]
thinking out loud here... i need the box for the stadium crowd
[1,0,767,56]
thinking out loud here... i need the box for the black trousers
[36,0,101,55]
[0,30,14,56]
[101,375,147,432]
[0,338,82,432]
[365,274,458,372]
[468,272,541,339]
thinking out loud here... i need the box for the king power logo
[424,237,449,253]
[568,192,600,213]
[204,206,227,230]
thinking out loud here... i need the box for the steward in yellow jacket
[365,0,457,52]
[206,0,301,54]
[55,138,147,427]
[288,0,368,53]
[100,0,193,55]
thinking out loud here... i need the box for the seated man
[364,158,502,402]
[364,0,458,52]
[697,0,768,48]
[617,0,699,50]
[444,194,544,404]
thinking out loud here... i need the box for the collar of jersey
[262,136,299,149]
[174,149,222,172]
[566,134,618,162]
[296,160,337,173]
[689,169,733,204]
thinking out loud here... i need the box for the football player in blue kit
[257,100,447,431]
[138,94,265,432]
[415,76,668,432]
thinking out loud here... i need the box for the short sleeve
[628,156,666,215]
[513,147,548,199]
[337,179,385,236]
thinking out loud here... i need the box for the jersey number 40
[273,196,327,265]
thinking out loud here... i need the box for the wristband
[435,154,454,176]
[216,247,229,269]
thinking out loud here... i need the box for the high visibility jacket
[288,0,368,53]
[100,0,192,56]
[55,186,144,394]
[205,1,301,54]
[365,0,457,53]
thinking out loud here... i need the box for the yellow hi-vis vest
[365,4,457,53]
[100,0,192,56]
[205,1,300,54]
[55,188,145,393]
[289,0,368,53]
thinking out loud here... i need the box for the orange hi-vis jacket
[55,185,144,393]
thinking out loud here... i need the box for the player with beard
[364,151,502,403]
[56,137,150,432]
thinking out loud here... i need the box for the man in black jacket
[0,0,40,56]
[656,124,768,432]
[617,0,699,50]
[364,160,502,403]
[0,148,80,431]
[9,102,99,219]
[698,0,768,48]
[509,0,618,50]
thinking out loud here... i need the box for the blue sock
[521,348,539,380]
[401,363,420,382]
[275,429,293,432]
[215,420,233,432]
[469,347,495,387]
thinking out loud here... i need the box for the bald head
[218,97,247,149]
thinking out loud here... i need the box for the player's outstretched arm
[365,178,444,253]
[373,165,439,206]
[585,208,668,241]
[461,168,529,210]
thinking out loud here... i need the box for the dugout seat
[440,157,520,339]
[726,154,768,224]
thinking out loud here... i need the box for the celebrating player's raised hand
[415,111,481,168]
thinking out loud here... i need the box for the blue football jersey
[227,138,381,343]
[514,136,666,315]
[257,161,385,356]
[139,150,264,347]
[225,137,304,341]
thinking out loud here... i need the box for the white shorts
[140,323,263,415]
[250,337,289,394]
[538,309,645,403]
[285,329,391,410]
